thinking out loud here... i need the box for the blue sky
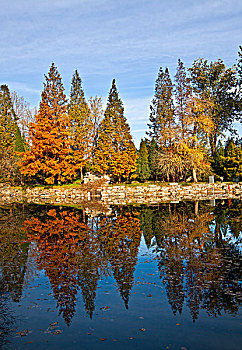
[1,0,241,145]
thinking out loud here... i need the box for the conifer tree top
[40,62,67,112]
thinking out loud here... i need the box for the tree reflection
[0,205,29,302]
[97,210,142,308]
[24,208,106,325]
[152,201,242,321]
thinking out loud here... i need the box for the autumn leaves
[19,66,137,184]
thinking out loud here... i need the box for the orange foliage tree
[20,63,78,184]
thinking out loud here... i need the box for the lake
[0,199,241,349]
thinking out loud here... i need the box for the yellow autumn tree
[20,63,78,184]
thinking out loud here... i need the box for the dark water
[0,200,241,350]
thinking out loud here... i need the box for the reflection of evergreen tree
[159,257,184,315]
[77,248,101,319]
[155,200,242,321]
[0,205,29,302]
[97,211,141,309]
[139,206,154,248]
[213,199,241,240]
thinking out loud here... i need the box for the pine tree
[0,84,17,152]
[93,79,137,182]
[14,125,26,153]
[0,84,22,183]
[148,138,159,181]
[222,138,242,180]
[147,67,175,148]
[236,46,242,123]
[174,59,192,140]
[68,70,92,180]
[136,139,150,182]
[20,63,78,184]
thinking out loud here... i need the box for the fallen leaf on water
[100,306,110,311]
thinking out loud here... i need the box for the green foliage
[174,59,192,139]
[148,67,175,148]
[222,138,242,180]
[136,139,151,182]
[148,138,160,180]
[0,84,17,151]
[0,84,23,183]
[14,125,26,153]
[93,79,137,182]
[235,46,242,123]
[68,70,92,179]
[212,138,242,181]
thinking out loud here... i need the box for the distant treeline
[0,46,241,184]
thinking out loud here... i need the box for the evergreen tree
[93,79,137,182]
[222,138,242,180]
[20,63,78,184]
[148,138,159,181]
[136,139,151,182]
[147,67,175,148]
[235,46,242,123]
[0,84,16,152]
[174,59,192,140]
[68,70,92,180]
[14,125,26,153]
[0,84,22,183]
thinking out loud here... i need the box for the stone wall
[101,182,242,205]
[0,182,241,206]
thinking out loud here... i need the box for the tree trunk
[192,168,197,183]
[209,134,217,156]
[195,201,198,215]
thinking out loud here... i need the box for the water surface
[0,200,241,349]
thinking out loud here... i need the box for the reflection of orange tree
[97,212,142,308]
[0,205,29,302]
[156,203,241,321]
[24,208,105,324]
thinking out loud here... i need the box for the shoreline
[0,182,241,206]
